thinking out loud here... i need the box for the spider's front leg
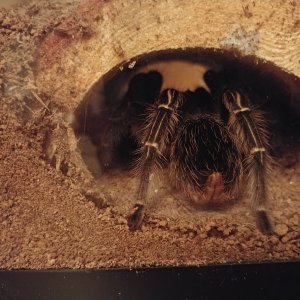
[223,90,272,234]
[128,89,183,230]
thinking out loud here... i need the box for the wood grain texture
[36,0,300,110]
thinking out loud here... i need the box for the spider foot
[257,210,272,235]
[127,203,145,231]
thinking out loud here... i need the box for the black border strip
[0,261,299,300]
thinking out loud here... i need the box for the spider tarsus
[257,210,273,235]
[127,203,145,231]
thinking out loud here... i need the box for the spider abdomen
[171,115,242,206]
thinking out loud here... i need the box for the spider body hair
[127,88,272,234]
[96,70,273,234]
[170,114,242,206]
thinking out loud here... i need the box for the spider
[97,69,273,234]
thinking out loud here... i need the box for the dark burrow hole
[72,48,300,178]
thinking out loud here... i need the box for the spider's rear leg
[223,90,272,234]
[127,89,183,230]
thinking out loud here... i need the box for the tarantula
[98,70,272,234]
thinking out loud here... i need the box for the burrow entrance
[72,48,300,226]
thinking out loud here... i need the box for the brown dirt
[0,1,299,269]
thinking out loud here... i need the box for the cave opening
[73,48,300,178]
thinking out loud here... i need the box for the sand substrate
[0,1,299,269]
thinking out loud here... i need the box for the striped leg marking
[223,90,272,234]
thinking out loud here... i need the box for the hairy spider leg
[223,90,272,234]
[128,89,182,230]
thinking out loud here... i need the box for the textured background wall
[36,0,300,110]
